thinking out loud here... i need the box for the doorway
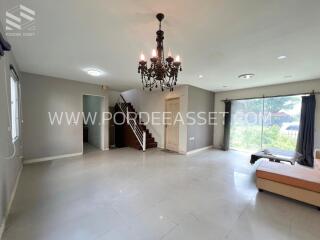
[109,106,116,148]
[165,98,180,152]
[83,95,104,153]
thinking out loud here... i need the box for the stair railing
[118,95,146,151]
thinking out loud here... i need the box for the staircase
[117,95,157,151]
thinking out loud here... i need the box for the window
[230,95,302,152]
[230,99,263,152]
[261,96,302,151]
[10,69,20,142]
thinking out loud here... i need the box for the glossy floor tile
[2,148,320,240]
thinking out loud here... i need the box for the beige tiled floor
[3,148,320,240]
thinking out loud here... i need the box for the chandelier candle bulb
[168,49,172,57]
[140,53,145,61]
[150,49,158,62]
[175,55,181,63]
[152,49,157,57]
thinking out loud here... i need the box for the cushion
[256,160,320,193]
[316,149,320,170]
[315,149,320,160]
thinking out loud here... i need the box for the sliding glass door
[262,96,302,150]
[230,95,302,152]
[230,99,263,152]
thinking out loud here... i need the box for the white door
[165,98,180,152]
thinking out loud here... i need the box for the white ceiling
[1,0,320,91]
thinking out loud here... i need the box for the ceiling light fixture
[199,75,204,79]
[138,13,182,92]
[238,73,255,79]
[277,55,287,60]
[85,68,104,77]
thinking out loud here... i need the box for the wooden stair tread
[117,100,157,151]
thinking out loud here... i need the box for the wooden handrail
[120,94,127,104]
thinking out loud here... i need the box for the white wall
[108,90,121,107]
[214,79,320,149]
[122,85,189,153]
[21,72,109,160]
[0,27,22,235]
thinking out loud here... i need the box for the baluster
[143,131,146,152]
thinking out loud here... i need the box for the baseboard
[23,152,83,165]
[179,150,187,155]
[186,145,213,155]
[213,145,223,150]
[0,165,23,239]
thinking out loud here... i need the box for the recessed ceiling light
[198,75,204,79]
[238,73,255,79]
[84,68,104,77]
[277,55,287,60]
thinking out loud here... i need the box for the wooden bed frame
[256,178,320,208]
[257,149,320,209]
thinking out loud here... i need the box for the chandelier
[138,13,182,92]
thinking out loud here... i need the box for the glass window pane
[262,96,302,150]
[230,99,263,152]
[15,80,19,138]
[10,75,20,142]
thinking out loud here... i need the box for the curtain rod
[221,91,320,102]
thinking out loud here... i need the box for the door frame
[82,94,106,153]
[164,97,180,152]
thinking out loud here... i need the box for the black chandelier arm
[143,78,157,90]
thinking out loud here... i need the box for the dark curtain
[296,95,316,167]
[223,101,232,151]
[0,32,11,56]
